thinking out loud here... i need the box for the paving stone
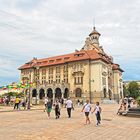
[0,104,140,140]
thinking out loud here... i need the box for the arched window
[75,88,82,97]
[39,89,45,99]
[64,88,69,98]
[32,89,37,97]
[109,89,112,100]
[103,88,107,98]
[47,88,53,99]
[55,88,62,99]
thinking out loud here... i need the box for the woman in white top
[92,102,102,126]
[66,97,73,118]
[82,100,91,125]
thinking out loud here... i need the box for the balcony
[71,68,85,75]
[21,73,30,78]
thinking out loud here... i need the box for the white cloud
[0,0,140,85]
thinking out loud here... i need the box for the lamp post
[89,79,94,103]
[35,66,39,105]
[61,80,65,99]
[27,89,30,109]
[27,67,32,110]
[35,79,38,105]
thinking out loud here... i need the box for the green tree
[123,85,130,97]
[2,92,24,98]
[128,81,140,98]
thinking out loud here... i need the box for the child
[92,102,102,126]
[82,100,91,125]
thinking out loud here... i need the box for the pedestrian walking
[77,99,80,107]
[92,102,102,126]
[14,97,20,110]
[46,99,52,118]
[81,100,91,125]
[54,100,61,119]
[22,98,26,110]
[44,97,48,112]
[66,97,73,118]
[61,98,64,107]
[18,97,22,110]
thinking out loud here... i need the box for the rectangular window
[102,77,106,85]
[49,68,53,74]
[56,67,60,73]
[74,77,76,84]
[81,77,83,84]
[74,72,83,85]
[78,77,80,83]
[42,69,46,75]
[63,65,68,83]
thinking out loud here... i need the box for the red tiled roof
[112,64,124,72]
[18,49,123,72]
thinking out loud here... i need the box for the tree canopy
[125,81,140,98]
[2,92,24,97]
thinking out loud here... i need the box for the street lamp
[27,88,30,109]
[61,80,65,99]
[89,79,94,103]
[27,68,32,109]
[35,66,39,105]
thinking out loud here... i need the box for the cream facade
[19,27,124,104]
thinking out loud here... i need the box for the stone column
[61,88,64,99]
[45,89,47,97]
[52,88,55,103]
[36,89,39,104]
[30,87,32,106]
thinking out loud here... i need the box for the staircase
[102,99,117,104]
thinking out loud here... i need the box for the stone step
[102,99,117,104]
[129,108,140,112]
[127,111,140,114]
[126,112,140,117]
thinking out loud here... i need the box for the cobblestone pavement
[0,104,140,140]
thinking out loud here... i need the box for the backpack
[47,102,52,108]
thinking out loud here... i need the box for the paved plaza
[0,104,140,140]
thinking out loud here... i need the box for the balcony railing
[71,68,85,74]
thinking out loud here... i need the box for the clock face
[102,72,107,76]
[119,79,122,82]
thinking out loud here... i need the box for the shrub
[136,96,140,106]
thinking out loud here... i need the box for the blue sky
[0,0,140,85]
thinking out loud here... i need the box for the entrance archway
[103,88,107,98]
[75,88,82,97]
[32,89,37,97]
[39,89,45,99]
[64,88,69,98]
[55,88,62,99]
[47,88,53,99]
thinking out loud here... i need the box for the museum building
[19,27,124,104]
